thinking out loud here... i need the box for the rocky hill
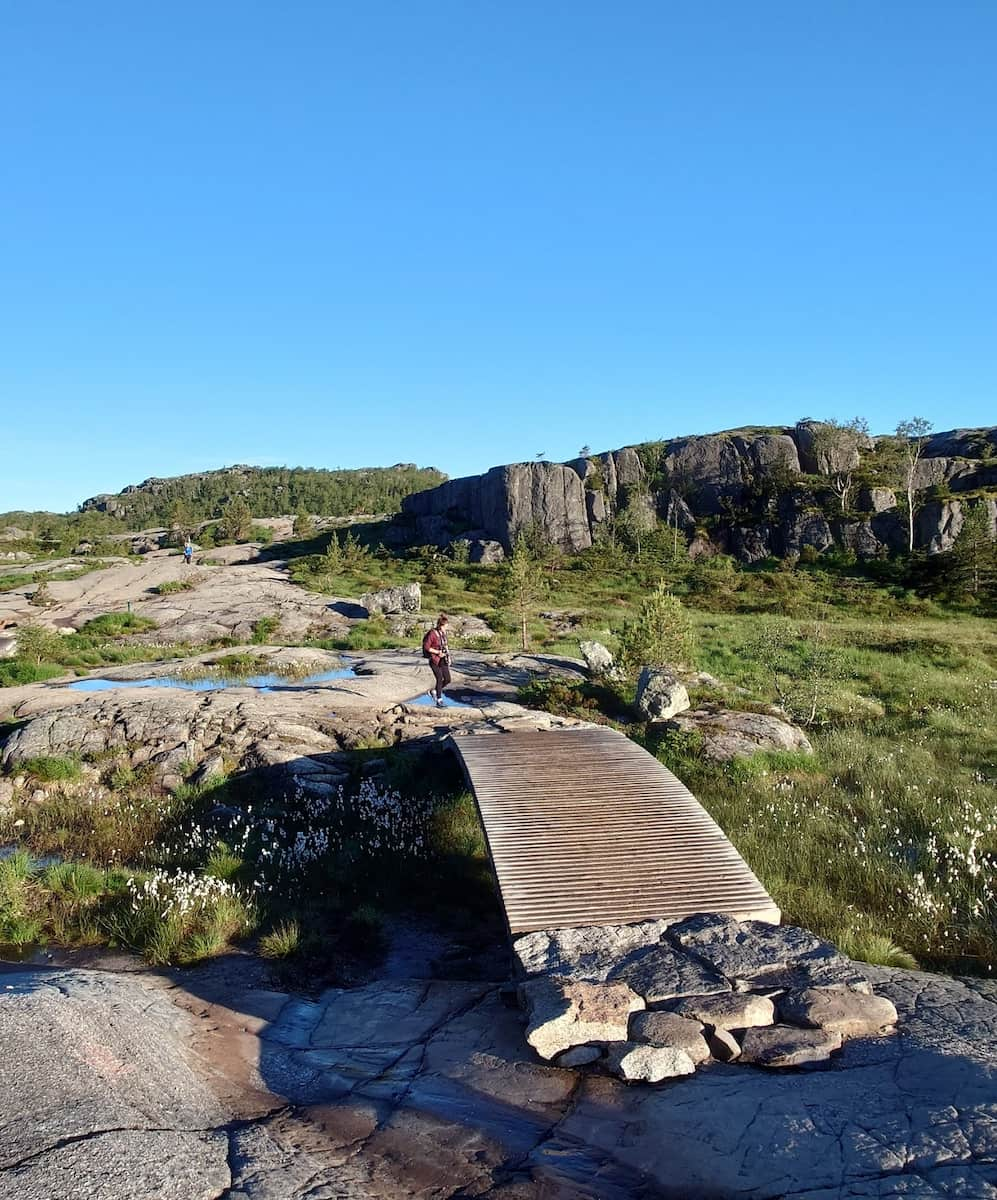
[79,463,446,525]
[400,424,997,562]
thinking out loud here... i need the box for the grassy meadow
[1,526,995,975]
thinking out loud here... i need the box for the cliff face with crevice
[400,425,997,561]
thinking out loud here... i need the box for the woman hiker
[422,614,452,707]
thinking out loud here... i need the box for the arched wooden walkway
[450,727,779,935]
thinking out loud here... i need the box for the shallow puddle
[406,693,475,710]
[68,666,357,694]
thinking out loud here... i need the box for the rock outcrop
[396,425,997,563]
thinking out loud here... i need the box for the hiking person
[422,614,451,707]
[183,537,193,566]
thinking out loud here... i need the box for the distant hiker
[422,614,451,707]
[183,538,193,565]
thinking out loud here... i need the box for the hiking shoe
[426,690,436,703]
[436,698,445,708]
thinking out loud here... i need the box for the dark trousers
[430,657,451,699]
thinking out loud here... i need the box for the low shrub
[19,755,82,782]
[152,579,196,595]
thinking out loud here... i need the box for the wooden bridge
[451,727,779,935]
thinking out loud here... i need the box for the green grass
[18,755,82,782]
[259,919,301,959]
[152,578,196,595]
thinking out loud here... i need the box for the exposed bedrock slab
[519,976,644,1061]
[628,1010,711,1064]
[778,987,899,1038]
[0,969,230,1200]
[3,963,997,1198]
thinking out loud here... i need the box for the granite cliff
[400,424,997,562]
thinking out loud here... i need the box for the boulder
[731,525,773,564]
[360,582,422,616]
[467,539,505,564]
[668,992,775,1031]
[519,976,644,1061]
[739,1024,843,1068]
[578,641,617,677]
[605,1041,696,1083]
[664,707,812,762]
[662,436,747,515]
[777,988,898,1037]
[776,510,834,557]
[791,421,862,476]
[635,667,690,722]
[628,1011,710,1065]
[837,520,887,560]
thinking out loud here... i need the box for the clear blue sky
[3,2,995,512]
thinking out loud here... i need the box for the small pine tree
[324,534,344,573]
[220,497,253,543]
[15,621,63,665]
[294,509,315,540]
[616,582,696,676]
[498,533,550,651]
[948,503,997,598]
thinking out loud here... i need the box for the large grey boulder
[662,435,747,515]
[858,486,897,513]
[578,640,617,677]
[635,667,690,722]
[664,706,813,761]
[791,421,864,476]
[731,524,774,563]
[360,582,421,615]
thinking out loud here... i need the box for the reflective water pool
[69,667,357,694]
